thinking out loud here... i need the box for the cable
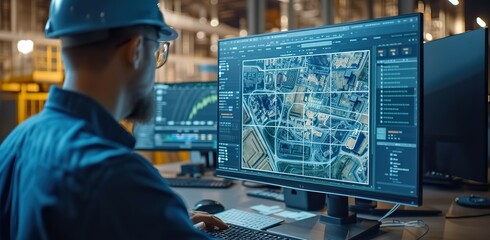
[377,205,431,239]
[380,220,425,228]
[416,223,429,240]
[380,220,429,239]
[378,203,401,222]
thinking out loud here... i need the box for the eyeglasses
[144,38,170,69]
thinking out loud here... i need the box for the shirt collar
[44,86,136,148]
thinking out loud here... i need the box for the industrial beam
[247,0,266,35]
[398,0,416,15]
[163,10,239,37]
[321,0,335,25]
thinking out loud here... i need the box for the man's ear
[126,36,144,69]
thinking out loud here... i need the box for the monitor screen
[424,28,488,183]
[134,82,218,151]
[217,14,423,206]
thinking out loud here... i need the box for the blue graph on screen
[156,84,217,127]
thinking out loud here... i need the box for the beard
[125,91,155,124]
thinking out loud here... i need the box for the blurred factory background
[0,0,488,162]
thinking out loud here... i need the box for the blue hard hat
[45,0,178,41]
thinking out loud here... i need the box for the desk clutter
[247,188,285,202]
[250,204,316,221]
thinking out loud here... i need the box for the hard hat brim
[160,26,178,41]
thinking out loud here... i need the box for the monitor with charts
[133,82,218,151]
[216,13,423,238]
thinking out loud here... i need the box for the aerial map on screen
[242,50,370,184]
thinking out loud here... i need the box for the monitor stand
[349,199,442,217]
[283,188,326,211]
[190,150,217,169]
[270,194,380,240]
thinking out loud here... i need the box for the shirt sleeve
[84,154,212,240]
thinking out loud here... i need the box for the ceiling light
[425,33,433,41]
[477,17,487,28]
[196,31,205,39]
[210,18,219,27]
[448,0,459,6]
[239,29,248,37]
[17,40,33,54]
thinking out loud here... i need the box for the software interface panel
[218,15,421,205]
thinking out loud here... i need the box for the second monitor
[134,82,218,152]
[423,28,489,186]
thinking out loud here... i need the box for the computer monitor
[423,28,489,185]
[217,13,422,238]
[133,82,218,154]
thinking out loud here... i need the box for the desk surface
[155,164,490,240]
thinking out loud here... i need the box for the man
[0,0,227,239]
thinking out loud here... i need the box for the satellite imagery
[241,50,370,184]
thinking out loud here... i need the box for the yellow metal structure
[32,44,63,83]
[1,41,61,124]
[16,83,48,123]
[0,42,63,83]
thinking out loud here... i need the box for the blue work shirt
[0,86,211,240]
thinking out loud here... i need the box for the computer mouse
[192,199,225,214]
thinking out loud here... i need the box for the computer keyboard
[214,208,284,230]
[207,223,299,240]
[247,189,284,202]
[165,178,233,188]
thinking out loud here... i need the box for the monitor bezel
[216,13,423,207]
[133,81,218,152]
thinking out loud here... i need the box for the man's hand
[190,211,229,231]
